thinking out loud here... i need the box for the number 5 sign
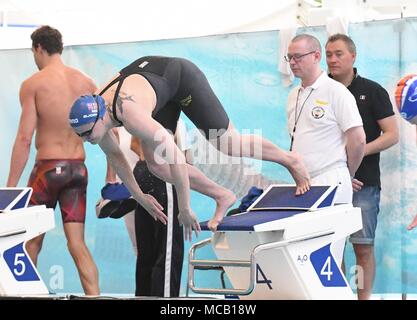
[3,242,40,281]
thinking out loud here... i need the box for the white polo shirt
[287,72,363,177]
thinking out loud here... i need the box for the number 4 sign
[310,243,347,287]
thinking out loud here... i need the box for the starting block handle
[0,228,27,238]
[189,259,251,268]
[253,229,335,255]
[187,230,335,297]
[187,238,256,296]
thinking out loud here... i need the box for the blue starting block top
[248,185,337,211]
[0,188,33,211]
[200,185,337,231]
[208,209,306,231]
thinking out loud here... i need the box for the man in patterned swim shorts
[6,25,99,295]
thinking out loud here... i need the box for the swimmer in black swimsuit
[69,56,311,240]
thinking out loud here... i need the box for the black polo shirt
[347,69,394,187]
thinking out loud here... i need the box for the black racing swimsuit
[99,56,229,137]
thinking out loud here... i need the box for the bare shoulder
[66,65,92,80]
[65,66,97,91]
[19,71,43,96]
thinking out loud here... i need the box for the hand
[407,214,417,231]
[352,178,363,192]
[178,208,201,241]
[287,151,310,196]
[139,194,167,225]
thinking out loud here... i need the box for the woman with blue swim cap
[68,56,311,240]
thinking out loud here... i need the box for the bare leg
[25,233,45,266]
[211,122,310,194]
[353,244,375,300]
[143,145,236,231]
[64,222,99,296]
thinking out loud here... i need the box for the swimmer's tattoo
[105,101,112,115]
[116,91,135,115]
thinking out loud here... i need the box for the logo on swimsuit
[311,106,325,119]
[138,61,149,68]
[180,95,192,107]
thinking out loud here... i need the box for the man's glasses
[284,51,316,62]
[76,96,100,138]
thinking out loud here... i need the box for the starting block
[0,188,55,296]
[188,185,362,300]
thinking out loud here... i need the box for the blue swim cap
[69,95,106,128]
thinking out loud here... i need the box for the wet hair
[31,25,63,55]
[291,34,322,53]
[326,33,356,54]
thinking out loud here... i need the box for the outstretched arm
[143,134,201,241]
[143,121,235,233]
[7,80,37,187]
[99,130,167,224]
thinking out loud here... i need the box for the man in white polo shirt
[285,34,366,265]
[286,33,365,204]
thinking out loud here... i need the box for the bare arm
[105,128,120,183]
[141,129,200,240]
[124,111,191,214]
[351,116,398,192]
[123,110,200,240]
[345,126,366,177]
[98,130,167,224]
[7,80,37,187]
[364,115,399,156]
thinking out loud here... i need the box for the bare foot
[209,190,237,232]
[207,217,222,233]
[286,151,310,195]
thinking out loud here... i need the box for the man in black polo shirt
[325,34,399,300]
